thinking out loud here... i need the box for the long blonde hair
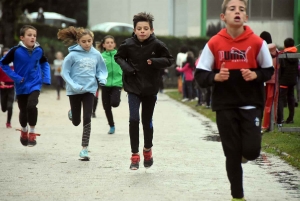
[57,26,94,46]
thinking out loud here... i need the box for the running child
[194,0,274,200]
[0,47,15,128]
[58,26,108,160]
[0,25,51,147]
[114,12,174,170]
[99,35,123,134]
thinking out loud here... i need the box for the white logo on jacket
[254,117,260,127]
[79,57,97,69]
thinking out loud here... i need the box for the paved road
[0,89,299,201]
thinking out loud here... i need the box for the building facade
[88,0,296,47]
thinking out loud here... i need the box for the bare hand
[215,62,229,82]
[147,59,152,65]
[240,69,257,81]
[0,81,4,86]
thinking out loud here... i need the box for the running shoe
[79,148,90,159]
[130,154,140,170]
[108,126,115,134]
[28,133,37,147]
[143,149,153,168]
[68,109,72,121]
[19,129,28,146]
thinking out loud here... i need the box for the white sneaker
[181,98,188,102]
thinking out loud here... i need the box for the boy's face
[134,21,153,42]
[220,0,248,28]
[78,34,93,51]
[20,28,37,49]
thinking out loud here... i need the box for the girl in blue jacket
[58,26,108,160]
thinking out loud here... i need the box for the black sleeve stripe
[38,46,48,63]
[1,46,19,65]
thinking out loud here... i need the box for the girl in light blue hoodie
[58,26,108,160]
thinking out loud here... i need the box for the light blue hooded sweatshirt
[61,44,107,96]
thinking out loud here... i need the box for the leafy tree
[0,0,34,47]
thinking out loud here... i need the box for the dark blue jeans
[128,93,157,153]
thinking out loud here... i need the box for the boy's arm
[96,54,108,86]
[114,41,136,75]
[254,41,274,82]
[194,44,216,88]
[60,55,84,92]
[0,47,23,83]
[39,54,51,85]
[148,41,174,69]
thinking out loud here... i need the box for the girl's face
[56,52,63,60]
[78,34,93,51]
[102,38,116,51]
[134,21,153,42]
[220,0,248,28]
[20,28,37,49]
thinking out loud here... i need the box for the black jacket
[279,52,299,86]
[114,34,174,96]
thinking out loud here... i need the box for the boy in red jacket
[194,0,274,200]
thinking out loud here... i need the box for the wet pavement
[0,89,299,201]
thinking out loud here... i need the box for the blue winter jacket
[61,44,108,96]
[0,42,51,95]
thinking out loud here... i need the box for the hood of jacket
[217,25,254,42]
[281,46,298,64]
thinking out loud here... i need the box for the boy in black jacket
[277,38,299,126]
[114,12,174,170]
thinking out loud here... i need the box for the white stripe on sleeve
[257,41,273,68]
[196,44,215,71]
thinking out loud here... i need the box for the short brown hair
[20,25,37,36]
[133,12,154,29]
[57,26,94,46]
[221,0,248,14]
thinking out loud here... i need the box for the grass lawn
[165,90,300,170]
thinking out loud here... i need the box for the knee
[243,147,261,160]
[72,120,81,126]
[111,101,120,108]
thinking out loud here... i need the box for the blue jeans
[128,93,157,153]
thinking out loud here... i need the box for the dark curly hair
[133,12,154,29]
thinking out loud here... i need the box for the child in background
[0,47,15,128]
[115,12,174,170]
[259,31,279,132]
[52,51,65,100]
[99,35,123,134]
[277,38,299,126]
[194,0,273,200]
[58,26,107,160]
[0,25,51,147]
[176,51,195,101]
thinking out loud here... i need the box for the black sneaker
[143,149,153,168]
[130,154,140,170]
[285,119,294,124]
[92,112,96,118]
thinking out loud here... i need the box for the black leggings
[128,93,157,153]
[1,87,15,124]
[17,90,40,127]
[69,93,94,147]
[101,86,122,127]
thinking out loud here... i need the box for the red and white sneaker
[6,123,12,128]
